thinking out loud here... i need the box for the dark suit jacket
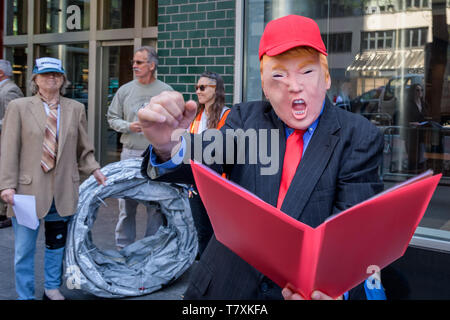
[142,97,384,300]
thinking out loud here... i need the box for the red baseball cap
[258,15,327,60]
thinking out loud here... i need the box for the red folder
[190,160,441,299]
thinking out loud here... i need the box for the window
[385,31,394,48]
[98,0,135,30]
[403,0,431,9]
[35,0,90,34]
[4,46,27,94]
[361,28,428,51]
[398,28,428,48]
[323,33,352,53]
[5,0,28,35]
[361,30,395,50]
[143,0,157,27]
[300,0,364,20]
[328,0,361,17]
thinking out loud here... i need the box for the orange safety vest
[189,108,231,181]
[189,108,231,133]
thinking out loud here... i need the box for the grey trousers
[114,148,164,249]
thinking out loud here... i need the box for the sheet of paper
[12,194,39,230]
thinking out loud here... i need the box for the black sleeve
[140,103,246,185]
[140,143,196,185]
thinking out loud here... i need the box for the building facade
[2,0,450,298]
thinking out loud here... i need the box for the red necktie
[277,129,306,209]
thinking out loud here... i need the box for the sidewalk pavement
[0,198,193,300]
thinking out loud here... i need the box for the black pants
[189,190,213,257]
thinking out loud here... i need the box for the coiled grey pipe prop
[64,158,197,298]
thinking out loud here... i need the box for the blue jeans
[12,201,70,300]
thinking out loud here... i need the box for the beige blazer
[0,96,100,218]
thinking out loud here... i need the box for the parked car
[378,74,424,122]
[351,86,384,114]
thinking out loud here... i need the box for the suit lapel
[280,99,341,221]
[56,97,73,164]
[254,104,286,207]
[28,95,47,133]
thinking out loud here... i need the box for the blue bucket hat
[32,57,65,75]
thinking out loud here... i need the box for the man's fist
[138,91,197,161]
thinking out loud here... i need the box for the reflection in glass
[4,46,27,94]
[99,0,135,30]
[37,44,89,111]
[325,33,352,53]
[35,0,90,33]
[5,0,28,35]
[244,0,450,236]
[100,46,134,166]
[143,0,157,27]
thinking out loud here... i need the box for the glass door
[4,46,28,95]
[98,42,134,166]
[36,43,89,111]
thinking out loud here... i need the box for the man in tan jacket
[0,57,106,300]
[0,59,24,228]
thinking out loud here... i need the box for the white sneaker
[43,288,65,300]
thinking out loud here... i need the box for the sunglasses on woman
[195,84,216,91]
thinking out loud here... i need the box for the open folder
[190,160,441,299]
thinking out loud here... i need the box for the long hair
[407,83,427,117]
[196,71,226,129]
[407,83,425,104]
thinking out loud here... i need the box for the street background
[0,198,193,300]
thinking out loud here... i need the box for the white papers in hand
[12,195,39,230]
